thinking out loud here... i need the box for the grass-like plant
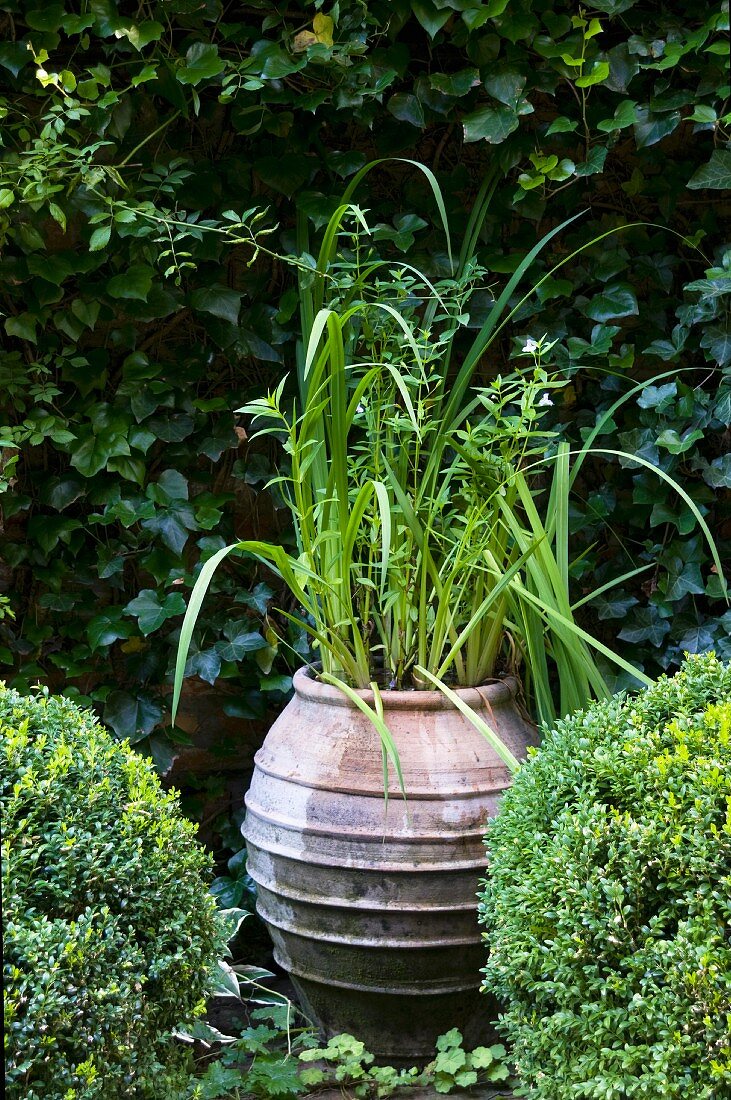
[173,162,724,770]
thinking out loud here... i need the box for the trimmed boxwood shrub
[2,685,227,1100]
[480,652,731,1100]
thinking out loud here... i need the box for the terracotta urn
[242,667,537,1062]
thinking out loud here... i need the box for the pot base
[290,974,499,1066]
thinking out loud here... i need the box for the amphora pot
[243,668,537,1063]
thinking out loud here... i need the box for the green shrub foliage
[0,0,729,750]
[2,684,227,1100]
[480,652,731,1099]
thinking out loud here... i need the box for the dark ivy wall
[0,0,729,783]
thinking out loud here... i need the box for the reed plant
[173,162,724,770]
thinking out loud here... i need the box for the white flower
[522,337,539,354]
[356,402,366,414]
[538,393,553,406]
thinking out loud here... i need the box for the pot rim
[292,665,519,711]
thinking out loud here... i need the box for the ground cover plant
[2,684,228,1100]
[0,0,728,773]
[184,967,514,1099]
[480,651,731,1099]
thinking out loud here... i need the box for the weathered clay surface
[243,669,537,1063]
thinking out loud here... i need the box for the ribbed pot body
[242,668,537,1063]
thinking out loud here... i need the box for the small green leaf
[436,1029,463,1052]
[70,432,130,477]
[107,265,154,301]
[688,149,731,191]
[177,42,225,85]
[597,99,637,131]
[655,428,704,454]
[5,314,37,342]
[463,104,519,144]
[387,93,426,128]
[124,589,186,635]
[430,69,479,97]
[483,65,526,107]
[88,610,133,650]
[103,690,163,741]
[189,285,242,324]
[576,60,610,87]
[411,0,451,38]
[89,224,112,251]
[585,283,638,322]
[546,115,578,134]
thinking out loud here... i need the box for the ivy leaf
[141,505,197,554]
[27,515,81,556]
[411,0,451,38]
[700,454,731,489]
[189,286,242,325]
[107,456,146,484]
[104,690,163,742]
[124,589,186,634]
[546,116,578,134]
[676,623,714,654]
[637,382,676,409]
[387,93,426,128]
[574,145,609,176]
[176,42,225,86]
[0,42,31,77]
[463,104,519,144]
[26,5,65,31]
[655,428,704,454]
[42,474,85,511]
[584,283,638,322]
[215,627,270,662]
[660,559,705,600]
[483,66,526,107]
[700,324,731,367]
[107,265,154,300]
[88,609,133,650]
[260,674,293,693]
[430,69,479,97]
[186,648,222,685]
[236,582,275,615]
[210,876,245,909]
[593,594,639,619]
[124,20,163,50]
[5,314,38,342]
[575,60,610,87]
[633,107,681,148]
[618,608,670,647]
[687,149,731,190]
[598,99,637,131]
[70,432,131,477]
[144,415,195,443]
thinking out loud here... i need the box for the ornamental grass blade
[593,448,728,599]
[172,542,242,724]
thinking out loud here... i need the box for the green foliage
[2,683,228,1100]
[480,652,731,1099]
[1,0,729,742]
[187,973,514,1100]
